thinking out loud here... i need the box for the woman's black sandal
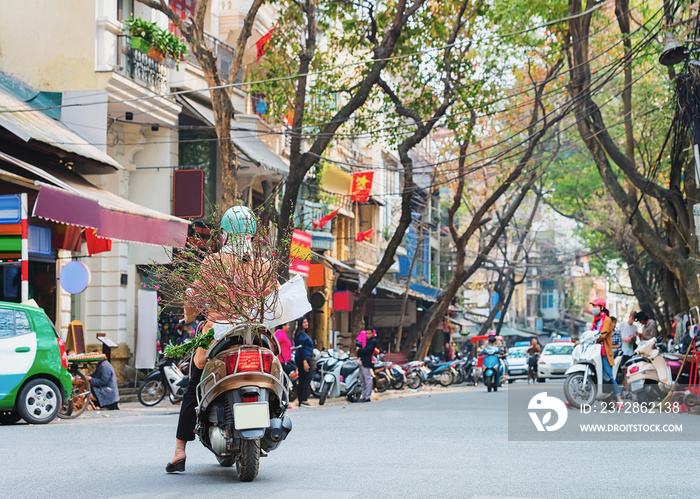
[165,458,186,473]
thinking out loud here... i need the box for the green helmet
[220,206,257,235]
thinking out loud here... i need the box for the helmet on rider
[220,206,256,256]
[488,330,497,336]
[590,298,606,308]
[590,297,606,317]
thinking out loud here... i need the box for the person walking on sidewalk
[294,316,313,408]
[356,330,377,403]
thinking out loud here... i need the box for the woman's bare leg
[171,439,187,463]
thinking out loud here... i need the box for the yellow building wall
[0,1,109,91]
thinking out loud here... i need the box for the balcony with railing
[354,240,380,267]
[117,37,169,93]
[184,33,239,82]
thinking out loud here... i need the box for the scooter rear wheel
[236,439,260,482]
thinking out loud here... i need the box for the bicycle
[57,353,105,419]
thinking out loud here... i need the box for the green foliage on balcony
[123,18,188,62]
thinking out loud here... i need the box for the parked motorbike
[403,361,425,390]
[138,357,189,406]
[482,346,505,392]
[310,349,342,398]
[317,350,363,405]
[372,361,393,393]
[626,336,697,402]
[451,357,475,385]
[194,323,292,482]
[563,329,624,408]
[421,357,457,386]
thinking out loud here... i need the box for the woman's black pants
[297,361,312,403]
[175,360,203,442]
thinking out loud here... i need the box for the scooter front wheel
[564,372,596,408]
[138,378,166,406]
[374,372,391,393]
[319,383,331,405]
[438,371,454,387]
[406,372,422,390]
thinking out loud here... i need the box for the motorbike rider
[526,337,540,384]
[167,206,259,474]
[485,335,506,386]
[591,298,623,407]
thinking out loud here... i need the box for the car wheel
[537,377,545,383]
[16,378,62,424]
[0,411,22,425]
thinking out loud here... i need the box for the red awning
[34,186,188,248]
[0,151,189,248]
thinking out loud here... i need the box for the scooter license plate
[629,380,644,393]
[233,402,270,430]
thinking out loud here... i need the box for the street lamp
[659,33,687,66]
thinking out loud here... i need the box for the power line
[0,1,616,116]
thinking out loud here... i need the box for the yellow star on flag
[355,175,369,189]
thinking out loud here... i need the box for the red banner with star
[351,171,374,202]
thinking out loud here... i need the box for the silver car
[505,347,529,383]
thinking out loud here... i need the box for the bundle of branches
[164,328,214,359]
[155,211,291,358]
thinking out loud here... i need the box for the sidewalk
[92,383,479,419]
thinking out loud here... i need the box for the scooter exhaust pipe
[262,415,293,451]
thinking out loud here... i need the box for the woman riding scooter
[591,298,623,408]
[166,206,259,473]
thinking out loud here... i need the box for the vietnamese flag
[356,228,374,242]
[256,26,276,62]
[351,171,374,202]
[85,228,112,256]
[312,207,340,230]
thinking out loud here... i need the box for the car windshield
[508,348,526,358]
[543,344,574,356]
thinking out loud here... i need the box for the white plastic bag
[211,275,311,339]
[264,275,312,328]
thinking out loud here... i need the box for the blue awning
[409,282,441,300]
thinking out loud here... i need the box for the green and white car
[0,302,71,424]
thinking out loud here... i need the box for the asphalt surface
[1,381,698,499]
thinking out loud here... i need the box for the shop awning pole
[20,192,28,302]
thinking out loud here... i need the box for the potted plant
[156,31,189,69]
[123,17,188,67]
[123,18,157,54]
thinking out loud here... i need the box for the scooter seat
[663,354,680,361]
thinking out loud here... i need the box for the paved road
[1,383,698,499]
